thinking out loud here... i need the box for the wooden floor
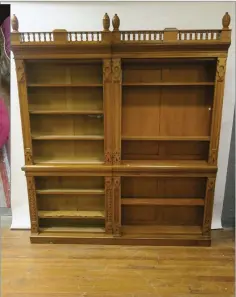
[2,228,235,297]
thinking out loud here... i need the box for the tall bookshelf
[11,12,231,246]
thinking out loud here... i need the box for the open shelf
[123,82,214,86]
[38,210,105,219]
[121,136,210,141]
[122,225,202,235]
[28,83,103,87]
[32,135,104,140]
[29,110,103,115]
[36,189,105,195]
[39,226,105,233]
[121,198,205,206]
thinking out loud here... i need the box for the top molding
[11,12,231,55]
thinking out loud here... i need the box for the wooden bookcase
[11,12,231,246]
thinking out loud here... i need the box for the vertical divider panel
[112,58,122,164]
[202,177,216,235]
[208,57,227,165]
[26,175,38,233]
[105,176,113,233]
[15,59,33,165]
[103,59,113,164]
[113,176,121,236]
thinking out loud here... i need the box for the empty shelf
[121,198,205,206]
[122,136,210,141]
[123,82,214,86]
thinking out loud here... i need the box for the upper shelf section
[11,12,231,49]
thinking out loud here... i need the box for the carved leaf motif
[105,151,112,164]
[103,60,112,83]
[216,58,226,82]
[112,59,121,83]
[112,151,121,164]
[25,148,33,164]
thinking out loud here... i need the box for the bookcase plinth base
[30,233,211,247]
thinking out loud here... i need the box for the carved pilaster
[216,58,227,82]
[112,59,121,83]
[103,59,112,83]
[113,177,121,236]
[209,57,227,165]
[203,178,215,235]
[26,176,38,234]
[105,177,113,233]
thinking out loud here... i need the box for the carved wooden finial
[222,12,231,29]
[11,14,19,32]
[103,13,110,31]
[112,14,120,31]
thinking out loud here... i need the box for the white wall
[8,1,235,229]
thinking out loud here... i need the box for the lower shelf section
[39,226,105,233]
[30,232,211,246]
[122,225,202,235]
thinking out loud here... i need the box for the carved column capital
[15,60,25,84]
[216,58,227,82]
[103,59,112,83]
[112,59,121,83]
[25,148,33,165]
[112,151,121,164]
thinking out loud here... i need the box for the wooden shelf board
[29,110,104,115]
[122,136,210,141]
[122,225,202,235]
[28,83,103,87]
[120,160,210,167]
[36,189,105,195]
[121,198,205,206]
[123,82,214,86]
[32,135,104,140]
[38,210,105,219]
[34,158,104,165]
[39,226,105,233]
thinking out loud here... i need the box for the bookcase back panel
[28,87,103,111]
[26,61,102,84]
[122,87,161,137]
[39,218,105,229]
[33,140,104,163]
[31,115,104,136]
[35,176,104,190]
[121,177,206,198]
[122,86,213,137]
[38,195,105,211]
[122,59,216,83]
[159,87,213,136]
[122,141,209,160]
[122,205,203,226]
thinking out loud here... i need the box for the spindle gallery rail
[11,12,230,45]
[120,31,164,42]
[68,31,102,42]
[178,30,221,41]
